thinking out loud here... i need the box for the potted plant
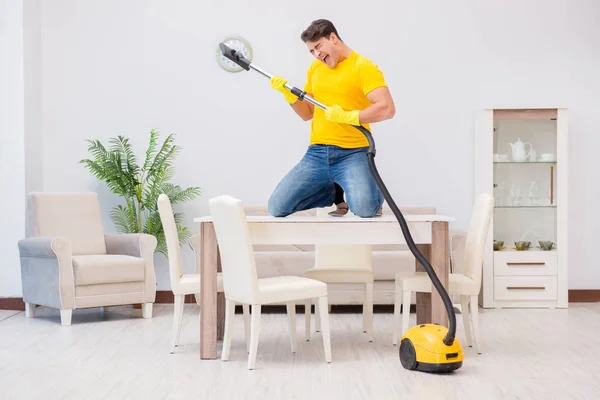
[80,129,200,256]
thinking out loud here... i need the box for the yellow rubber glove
[270,76,298,104]
[324,105,360,126]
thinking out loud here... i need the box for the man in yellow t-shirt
[267,19,395,217]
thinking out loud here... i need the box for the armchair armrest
[18,237,75,309]
[105,233,157,258]
[104,234,158,303]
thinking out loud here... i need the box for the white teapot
[509,138,532,162]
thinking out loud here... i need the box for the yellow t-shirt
[303,50,388,148]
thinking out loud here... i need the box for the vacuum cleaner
[219,42,463,373]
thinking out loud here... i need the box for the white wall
[0,0,26,297]
[23,0,44,231]
[4,0,598,295]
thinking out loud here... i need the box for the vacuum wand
[219,42,456,346]
[219,43,328,111]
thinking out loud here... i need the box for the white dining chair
[157,194,250,353]
[304,206,374,341]
[392,193,494,353]
[209,194,332,369]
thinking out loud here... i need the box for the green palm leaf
[143,129,160,171]
[80,129,201,255]
[110,205,137,233]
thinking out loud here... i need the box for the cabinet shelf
[495,205,556,209]
[494,248,557,252]
[494,161,556,164]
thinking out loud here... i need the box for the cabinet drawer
[494,276,557,301]
[494,251,557,276]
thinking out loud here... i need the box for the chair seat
[172,273,224,295]
[257,276,327,304]
[396,272,479,295]
[72,255,145,285]
[305,266,374,283]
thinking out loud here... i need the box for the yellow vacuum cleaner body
[399,323,463,372]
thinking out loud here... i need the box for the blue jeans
[268,145,384,217]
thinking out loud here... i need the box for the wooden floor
[1,303,600,399]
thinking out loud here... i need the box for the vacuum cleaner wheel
[399,338,417,370]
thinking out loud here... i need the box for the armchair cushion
[28,192,107,255]
[72,255,145,285]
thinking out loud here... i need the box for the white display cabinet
[475,108,568,308]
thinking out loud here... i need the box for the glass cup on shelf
[510,184,522,206]
[528,181,540,206]
[541,179,552,206]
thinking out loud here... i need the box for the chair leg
[315,299,321,332]
[60,309,72,326]
[286,302,297,353]
[221,299,236,361]
[142,303,153,319]
[402,290,411,336]
[460,295,473,347]
[317,296,331,363]
[171,294,185,353]
[242,304,250,353]
[393,279,402,345]
[470,295,482,354]
[362,292,367,332]
[304,299,311,341]
[248,304,261,370]
[25,303,35,318]
[363,282,373,342]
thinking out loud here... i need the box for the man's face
[306,34,338,68]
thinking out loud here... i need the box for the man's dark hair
[300,19,342,43]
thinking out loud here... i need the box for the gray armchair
[18,192,157,325]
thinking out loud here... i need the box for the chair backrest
[462,193,494,286]
[28,192,107,255]
[209,195,260,304]
[314,206,372,269]
[189,234,201,273]
[157,194,185,288]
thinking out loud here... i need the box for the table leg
[415,222,450,326]
[200,222,218,359]
[216,246,225,341]
[430,221,449,327]
[415,244,431,325]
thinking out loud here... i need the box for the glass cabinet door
[492,111,558,252]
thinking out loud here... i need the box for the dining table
[194,213,454,359]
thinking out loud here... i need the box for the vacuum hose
[355,125,456,346]
[218,42,456,346]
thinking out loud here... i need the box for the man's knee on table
[347,194,383,218]
[352,205,382,218]
[268,195,292,217]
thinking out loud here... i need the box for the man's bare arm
[358,87,395,124]
[291,94,315,121]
